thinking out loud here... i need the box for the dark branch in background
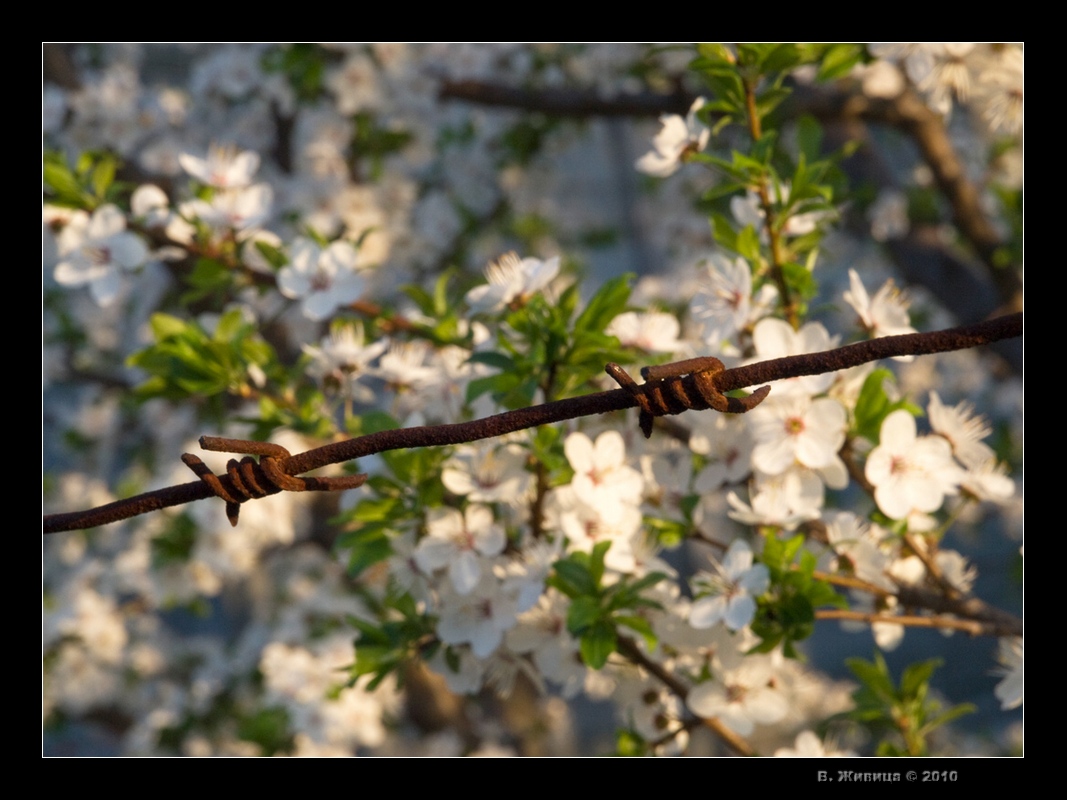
[438,78,1022,329]
[439,80,693,117]
[44,313,1021,534]
[790,83,1015,292]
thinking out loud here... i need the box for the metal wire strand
[181,438,367,526]
[606,358,771,438]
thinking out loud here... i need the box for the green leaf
[623,571,670,597]
[614,729,648,757]
[349,496,400,522]
[852,368,923,442]
[550,559,598,599]
[574,274,633,336]
[753,43,802,74]
[567,596,602,635]
[465,372,521,405]
[901,658,942,698]
[149,313,189,340]
[695,43,735,65]
[350,410,400,436]
[237,706,292,756]
[847,652,896,700]
[467,351,517,372]
[588,540,610,588]
[817,44,867,81]
[795,116,823,163]
[923,702,976,733]
[579,621,617,669]
[151,513,198,567]
[735,226,761,261]
[44,158,83,202]
[755,86,792,119]
[711,213,740,252]
[91,157,116,199]
[344,529,392,576]
[251,239,287,270]
[780,261,817,302]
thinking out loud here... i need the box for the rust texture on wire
[180,437,367,527]
[606,357,771,438]
[43,312,1021,534]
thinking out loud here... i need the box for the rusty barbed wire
[606,357,771,438]
[180,437,367,527]
[43,312,1022,534]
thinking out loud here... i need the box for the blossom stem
[742,76,797,328]
[901,532,959,600]
[615,636,757,756]
[811,570,893,597]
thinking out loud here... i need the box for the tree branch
[615,635,756,756]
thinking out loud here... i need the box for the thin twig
[741,75,797,328]
[43,313,1021,534]
[901,531,960,600]
[616,636,756,756]
[894,583,1023,637]
[811,570,893,598]
[814,609,1009,637]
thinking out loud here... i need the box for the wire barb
[606,357,771,438]
[181,437,368,526]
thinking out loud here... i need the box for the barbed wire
[44,312,1021,534]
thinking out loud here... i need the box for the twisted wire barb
[606,356,771,438]
[176,437,368,526]
[43,312,1022,534]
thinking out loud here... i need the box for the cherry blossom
[548,485,642,573]
[686,655,788,735]
[302,323,387,401]
[750,317,839,396]
[279,237,366,321]
[726,468,824,530]
[182,183,274,235]
[465,252,560,314]
[993,637,1023,710]
[606,311,683,354]
[178,144,261,189]
[823,512,894,591]
[865,410,963,520]
[435,576,520,659]
[689,413,754,490]
[689,540,769,632]
[926,392,1014,504]
[441,442,532,504]
[635,97,710,177]
[691,254,777,346]
[927,391,995,468]
[53,204,149,306]
[564,430,644,524]
[774,730,856,757]
[749,394,847,477]
[843,268,916,341]
[730,185,831,237]
[414,505,506,595]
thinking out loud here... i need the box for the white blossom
[635,97,710,177]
